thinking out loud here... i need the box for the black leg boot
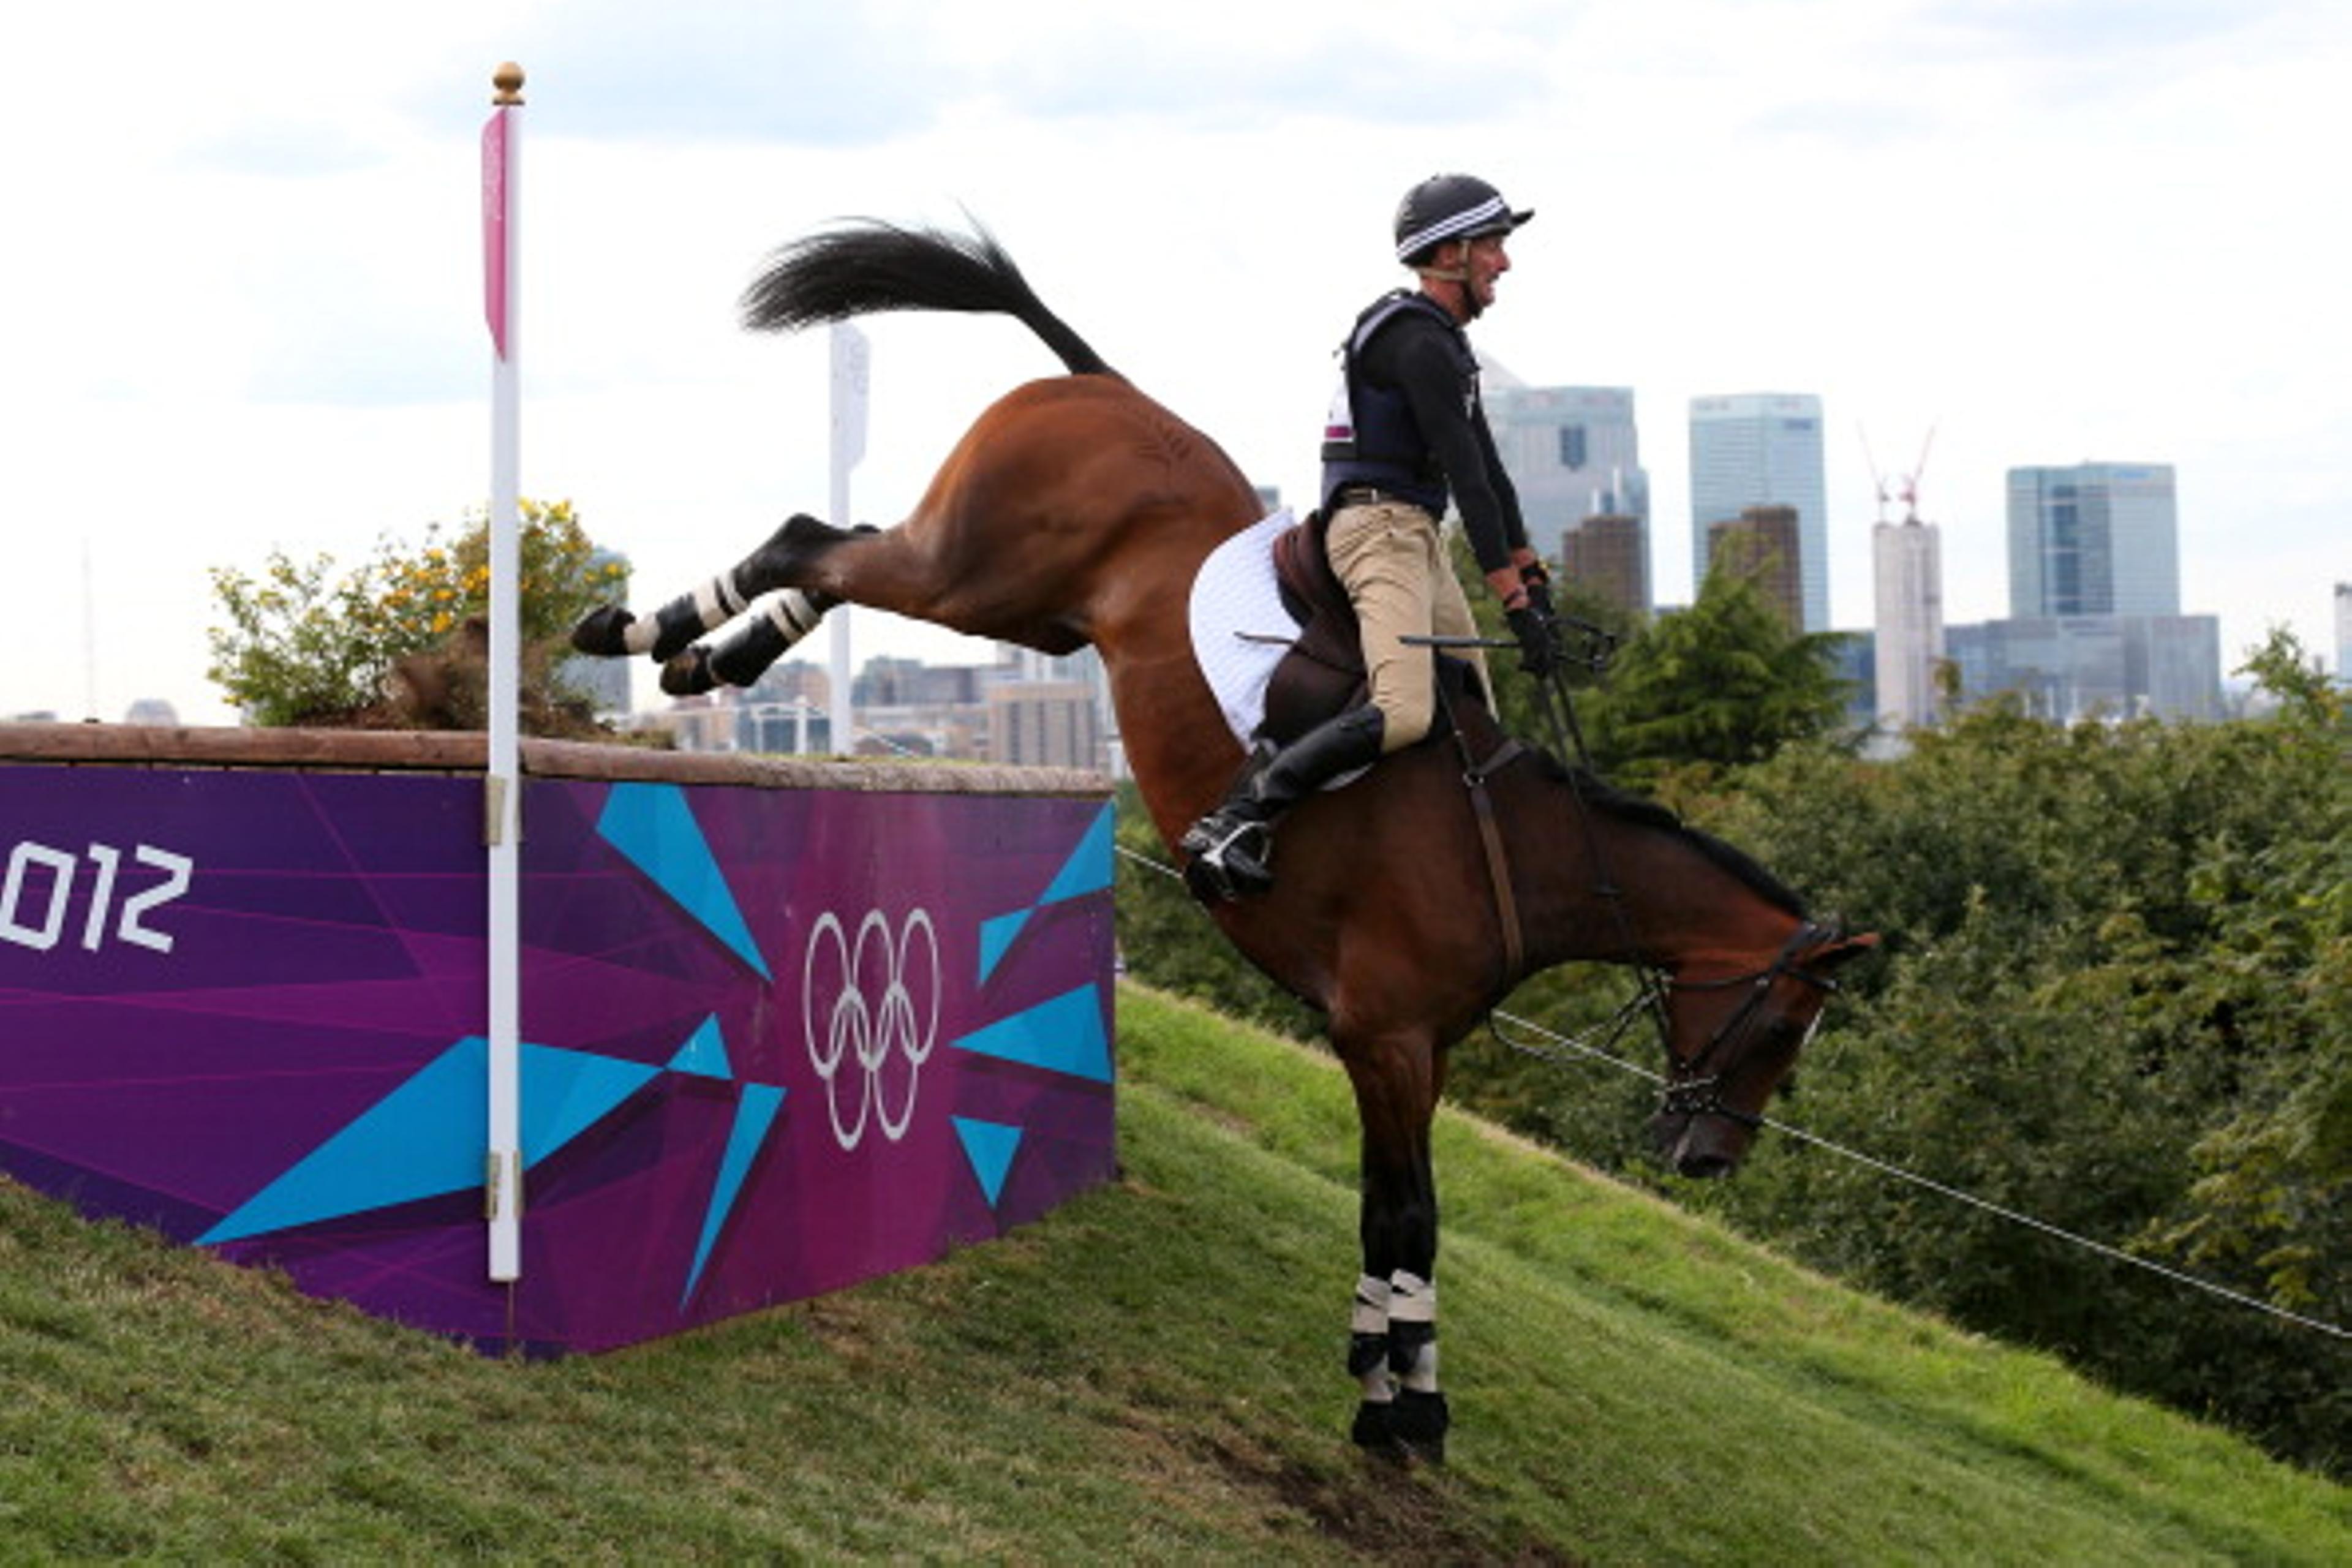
[1180,705,1385,901]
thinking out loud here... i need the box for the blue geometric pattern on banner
[950,985,1112,1083]
[683,1082,786,1304]
[523,1044,665,1160]
[952,1117,1023,1207]
[1042,802,1115,905]
[976,910,1027,984]
[667,1014,733,1080]
[977,801,1115,982]
[597,782,771,981]
[198,1039,659,1245]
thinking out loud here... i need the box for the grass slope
[1,982,2343,1562]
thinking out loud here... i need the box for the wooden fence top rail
[0,723,1110,797]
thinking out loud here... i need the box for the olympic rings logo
[802,909,941,1152]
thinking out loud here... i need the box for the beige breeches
[1324,500,1488,754]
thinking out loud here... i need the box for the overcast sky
[3,0,2343,724]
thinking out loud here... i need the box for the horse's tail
[740,220,1117,379]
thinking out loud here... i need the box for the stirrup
[1179,816,1273,902]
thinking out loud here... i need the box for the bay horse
[572,222,1877,1463]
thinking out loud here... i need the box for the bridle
[1656,919,1846,1129]
[1424,636,1847,1134]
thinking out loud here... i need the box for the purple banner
[0,763,1116,1354]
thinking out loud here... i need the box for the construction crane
[1858,424,1894,524]
[1896,424,1937,524]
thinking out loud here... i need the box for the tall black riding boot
[1180,705,1387,901]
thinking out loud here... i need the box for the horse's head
[1651,921,1879,1178]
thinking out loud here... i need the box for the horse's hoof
[571,604,636,657]
[660,647,718,698]
[1351,1397,1447,1466]
[1390,1389,1449,1466]
[1351,1400,1399,1457]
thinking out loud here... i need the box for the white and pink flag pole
[481,62,524,1285]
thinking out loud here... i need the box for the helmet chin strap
[1415,266,1482,321]
[1414,238,1485,320]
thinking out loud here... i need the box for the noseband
[1479,662,1844,1134]
[1656,921,1844,1129]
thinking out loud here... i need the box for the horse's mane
[740,219,1118,381]
[1533,750,1811,919]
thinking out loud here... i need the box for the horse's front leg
[1340,1035,1449,1464]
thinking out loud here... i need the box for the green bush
[208,500,624,729]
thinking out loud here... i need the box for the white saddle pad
[1187,509,1305,747]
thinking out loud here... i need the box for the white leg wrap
[1351,1273,1393,1401]
[761,588,824,645]
[1389,1270,1439,1393]
[692,576,744,631]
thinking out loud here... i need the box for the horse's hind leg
[571,513,851,665]
[569,512,919,696]
[651,586,831,696]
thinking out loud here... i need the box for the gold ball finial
[492,62,526,106]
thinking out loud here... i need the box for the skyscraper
[1689,393,1830,631]
[2005,462,2180,619]
[1708,505,1805,630]
[1872,516,1946,733]
[1559,514,1648,620]
[1483,377,1651,606]
[1945,615,2222,723]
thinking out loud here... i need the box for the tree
[208,500,625,731]
[2133,631,2350,1370]
[1668,671,2352,1476]
[1581,568,1858,788]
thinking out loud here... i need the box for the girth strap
[1463,736,1529,985]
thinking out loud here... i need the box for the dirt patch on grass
[1186,1424,1585,1564]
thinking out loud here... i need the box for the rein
[1415,633,1834,1130]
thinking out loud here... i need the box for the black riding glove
[1506,603,1559,679]
[1514,555,1555,619]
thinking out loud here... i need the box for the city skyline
[4,2,2342,725]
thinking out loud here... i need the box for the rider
[1183,173,1559,900]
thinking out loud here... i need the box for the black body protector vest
[1319,290,1481,518]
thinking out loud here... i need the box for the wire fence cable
[1117,840,2348,1342]
[1485,1003,2349,1342]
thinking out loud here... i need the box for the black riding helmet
[1393,173,1534,267]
